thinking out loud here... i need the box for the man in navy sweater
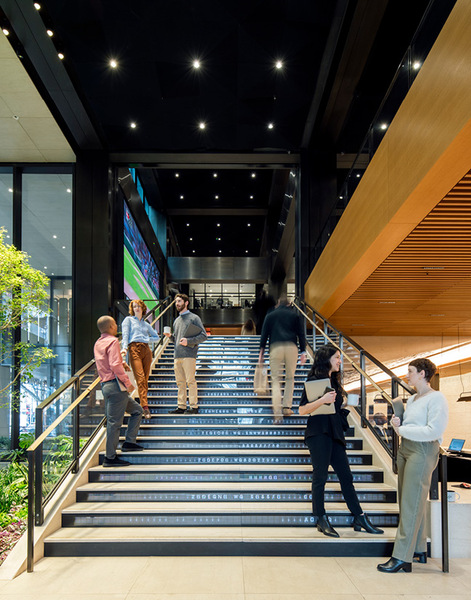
[259,296,306,422]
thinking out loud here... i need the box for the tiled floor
[0,555,470,600]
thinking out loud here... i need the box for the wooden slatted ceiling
[330,171,471,336]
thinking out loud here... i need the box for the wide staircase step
[45,335,398,557]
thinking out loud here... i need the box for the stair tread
[77,481,396,492]
[89,463,384,472]
[63,501,398,513]
[45,526,398,542]
[98,448,370,455]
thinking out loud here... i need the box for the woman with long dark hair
[299,344,383,537]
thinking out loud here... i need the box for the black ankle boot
[377,557,412,573]
[316,515,339,538]
[352,513,384,534]
[413,551,427,563]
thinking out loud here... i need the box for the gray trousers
[269,342,298,417]
[102,380,143,459]
[393,438,440,562]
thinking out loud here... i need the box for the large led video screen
[124,201,160,306]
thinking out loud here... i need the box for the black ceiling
[4,0,434,259]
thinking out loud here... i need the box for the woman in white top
[377,358,448,573]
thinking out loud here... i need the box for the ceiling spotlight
[130,122,137,129]
[219,250,222,254]
[251,172,256,178]
[58,53,64,60]
[62,246,66,249]
[8,188,13,193]
[175,172,180,178]
[215,195,219,200]
[213,172,218,178]
[198,121,206,130]
[66,188,71,193]
[216,237,221,241]
[275,60,283,69]
[180,194,184,200]
[246,250,249,254]
[249,195,254,199]
[53,235,57,239]
[412,61,421,70]
[356,173,361,178]
[192,250,195,253]
[3,29,10,36]
[186,223,190,227]
[34,3,41,9]
[192,59,201,69]
[380,123,388,130]
[267,122,274,129]
[109,59,118,68]
[217,223,220,227]
[247,223,251,227]
[46,29,53,37]
[189,237,193,241]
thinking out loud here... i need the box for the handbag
[254,364,269,396]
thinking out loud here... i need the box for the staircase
[44,335,397,557]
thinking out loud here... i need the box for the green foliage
[0,431,35,462]
[0,227,56,405]
[0,462,28,528]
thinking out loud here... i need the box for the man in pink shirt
[94,315,144,467]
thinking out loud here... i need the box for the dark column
[296,149,337,300]
[72,152,113,371]
[11,167,22,449]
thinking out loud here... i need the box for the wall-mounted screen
[123,200,160,305]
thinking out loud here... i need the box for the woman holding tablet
[299,344,383,537]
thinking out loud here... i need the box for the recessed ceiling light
[215,195,219,200]
[130,122,137,129]
[186,223,190,227]
[247,223,251,227]
[356,173,361,178]
[213,172,218,178]
[217,223,220,227]
[8,188,13,193]
[192,59,201,69]
[198,121,206,130]
[58,53,64,60]
[219,250,221,254]
[46,29,53,37]
[249,195,254,199]
[413,61,421,70]
[66,188,71,193]
[109,59,118,68]
[180,195,184,200]
[216,237,221,241]
[380,123,388,130]
[62,246,66,249]
[251,172,256,178]
[267,122,274,129]
[175,172,180,178]
[192,250,195,253]
[34,3,41,9]
[245,250,248,253]
[275,60,283,69]
[2,29,10,36]
[53,235,57,239]
[339,195,343,199]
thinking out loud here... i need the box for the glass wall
[0,169,13,446]
[189,283,256,309]
[20,171,73,434]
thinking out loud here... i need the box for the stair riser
[62,514,398,528]
[44,539,394,558]
[76,491,397,503]
[89,471,384,484]
[114,440,363,450]
[98,454,372,466]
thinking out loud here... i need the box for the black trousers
[305,433,362,518]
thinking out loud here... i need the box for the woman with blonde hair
[121,299,159,419]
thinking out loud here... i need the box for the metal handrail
[295,296,449,572]
[26,295,174,572]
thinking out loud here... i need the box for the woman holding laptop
[299,344,383,538]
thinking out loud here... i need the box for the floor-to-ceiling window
[0,169,14,446]
[20,170,73,433]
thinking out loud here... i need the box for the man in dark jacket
[259,296,306,422]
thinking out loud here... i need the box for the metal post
[359,351,366,427]
[72,378,80,473]
[27,450,35,572]
[440,454,449,573]
[34,407,44,526]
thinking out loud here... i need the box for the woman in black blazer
[299,344,383,537]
